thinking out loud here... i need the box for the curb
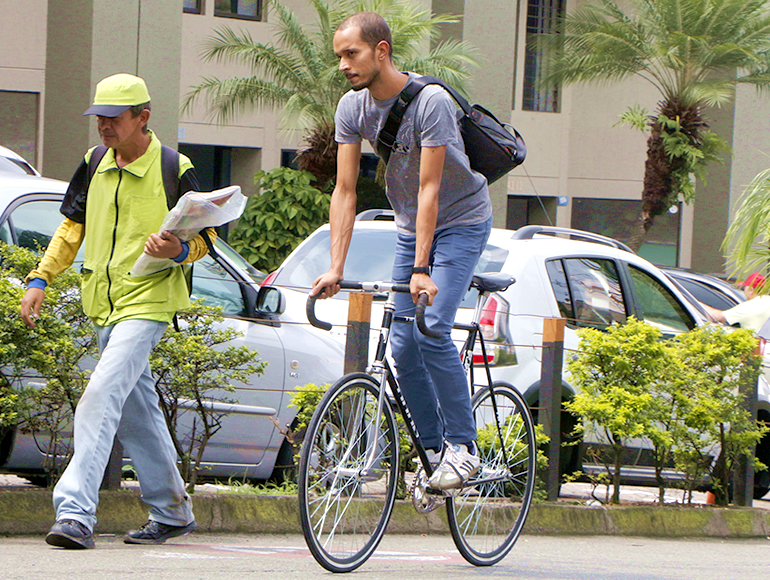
[2,488,769,538]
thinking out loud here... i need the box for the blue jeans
[390,217,493,449]
[53,319,194,531]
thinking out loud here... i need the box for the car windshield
[274,228,509,307]
[0,157,36,175]
[214,238,266,284]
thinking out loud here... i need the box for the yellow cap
[83,73,151,117]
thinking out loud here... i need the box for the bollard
[732,341,760,506]
[344,292,373,374]
[539,317,566,502]
[101,438,123,490]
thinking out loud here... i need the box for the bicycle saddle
[471,273,516,293]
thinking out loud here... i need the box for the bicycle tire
[447,381,536,566]
[298,373,399,573]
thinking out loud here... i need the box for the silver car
[0,171,344,483]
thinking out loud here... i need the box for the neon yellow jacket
[28,132,216,326]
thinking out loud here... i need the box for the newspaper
[130,185,246,276]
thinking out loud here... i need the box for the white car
[0,172,344,483]
[266,214,770,499]
[0,145,40,176]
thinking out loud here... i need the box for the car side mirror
[256,286,286,315]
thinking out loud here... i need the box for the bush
[229,167,330,272]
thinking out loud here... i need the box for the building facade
[3,0,770,275]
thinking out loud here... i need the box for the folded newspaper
[131,185,246,276]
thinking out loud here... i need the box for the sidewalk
[2,474,769,538]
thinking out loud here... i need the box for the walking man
[21,73,214,549]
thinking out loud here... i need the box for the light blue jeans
[53,319,194,532]
[390,217,493,450]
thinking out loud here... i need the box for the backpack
[87,144,181,209]
[377,76,527,185]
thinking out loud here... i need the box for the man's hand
[311,271,343,299]
[20,287,46,329]
[144,230,183,259]
[410,272,438,305]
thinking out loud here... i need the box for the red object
[739,272,765,288]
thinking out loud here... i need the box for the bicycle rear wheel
[298,373,399,573]
[447,381,536,566]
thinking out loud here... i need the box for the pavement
[2,474,769,539]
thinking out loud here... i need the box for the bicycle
[300,274,536,573]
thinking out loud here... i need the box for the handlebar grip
[415,293,442,339]
[306,294,332,331]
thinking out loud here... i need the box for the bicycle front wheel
[447,381,536,566]
[298,373,399,573]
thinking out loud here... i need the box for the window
[183,0,202,14]
[523,0,564,112]
[8,200,68,255]
[215,0,262,20]
[571,198,681,267]
[191,253,247,316]
[628,266,695,335]
[547,257,626,329]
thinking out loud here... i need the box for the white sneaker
[428,442,480,490]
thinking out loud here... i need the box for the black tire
[298,373,399,573]
[447,382,536,566]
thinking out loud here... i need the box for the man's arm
[21,218,85,328]
[310,141,361,298]
[410,145,445,304]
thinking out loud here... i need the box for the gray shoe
[124,520,197,545]
[46,519,95,550]
[428,442,481,490]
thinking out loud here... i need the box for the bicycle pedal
[410,468,445,513]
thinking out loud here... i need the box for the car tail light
[472,293,516,367]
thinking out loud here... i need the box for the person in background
[702,272,770,332]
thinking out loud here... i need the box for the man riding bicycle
[311,11,493,491]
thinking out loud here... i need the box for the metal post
[540,317,565,502]
[732,342,760,506]
[101,438,123,490]
[344,292,372,374]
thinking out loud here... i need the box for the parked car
[0,145,40,176]
[0,172,344,483]
[266,216,770,498]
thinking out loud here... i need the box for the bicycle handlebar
[306,281,441,338]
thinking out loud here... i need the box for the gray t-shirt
[335,72,492,234]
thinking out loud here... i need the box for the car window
[545,259,574,321]
[190,253,247,316]
[628,265,696,334]
[672,276,740,311]
[8,199,68,254]
[214,238,265,285]
[0,219,10,245]
[560,258,626,329]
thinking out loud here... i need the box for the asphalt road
[2,533,768,580]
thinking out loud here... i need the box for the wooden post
[344,292,373,374]
[732,342,760,506]
[100,438,123,490]
[540,317,566,502]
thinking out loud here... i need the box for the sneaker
[124,520,197,545]
[427,442,481,490]
[45,519,95,550]
[413,447,442,470]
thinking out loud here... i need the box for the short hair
[338,12,393,57]
[129,101,151,134]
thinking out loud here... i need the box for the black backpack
[377,76,527,185]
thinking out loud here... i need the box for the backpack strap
[376,76,473,164]
[87,145,109,182]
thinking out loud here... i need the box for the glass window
[190,254,247,316]
[183,0,202,14]
[562,258,626,329]
[523,0,564,112]
[546,259,574,321]
[0,220,11,245]
[8,200,66,254]
[571,198,681,267]
[215,0,262,20]
[628,266,695,335]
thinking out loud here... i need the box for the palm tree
[183,0,479,189]
[540,0,770,251]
